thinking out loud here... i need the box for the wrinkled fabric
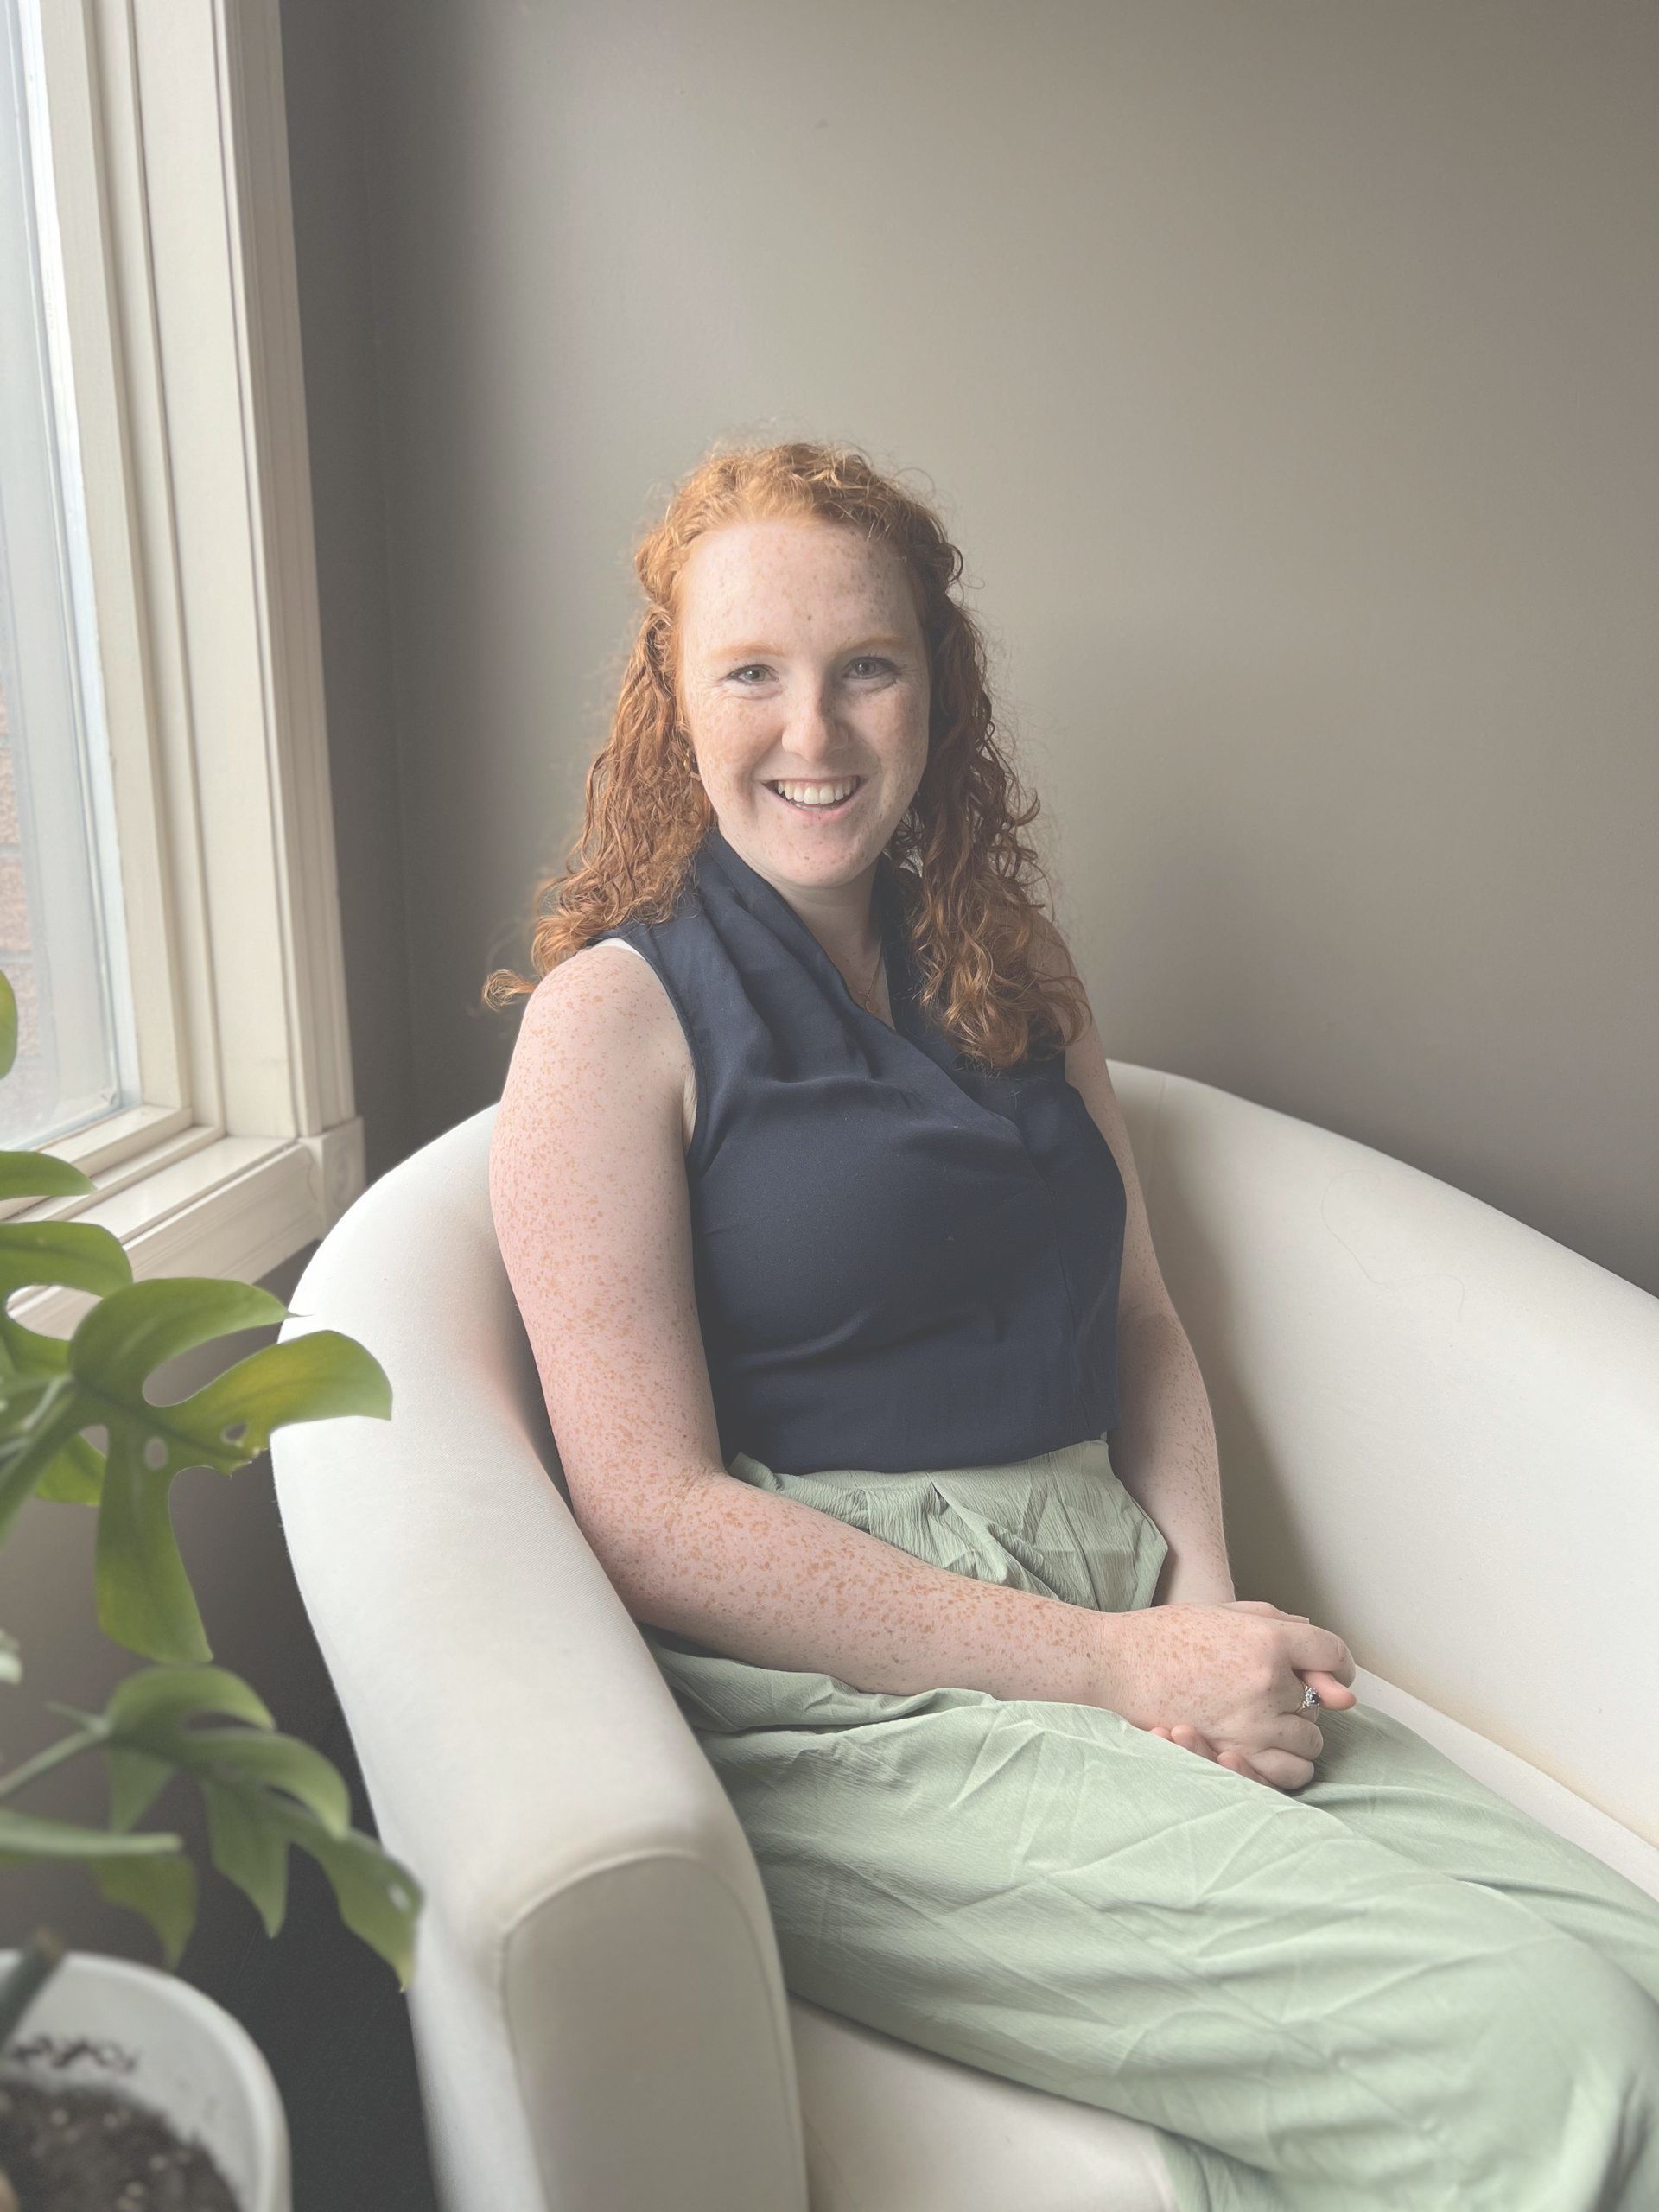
[644,1435,1659,2210]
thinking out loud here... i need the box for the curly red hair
[481,437,1090,1073]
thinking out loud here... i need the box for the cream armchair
[269,1064,1659,2212]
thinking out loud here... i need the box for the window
[0,0,360,1329]
[0,0,137,1154]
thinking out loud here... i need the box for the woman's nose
[779,688,849,765]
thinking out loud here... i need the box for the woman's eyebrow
[710,633,911,659]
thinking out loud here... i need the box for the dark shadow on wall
[281,0,420,1192]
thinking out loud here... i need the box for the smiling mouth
[765,778,865,814]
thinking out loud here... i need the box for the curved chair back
[1112,1064,1657,1846]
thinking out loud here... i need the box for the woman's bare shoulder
[515,943,696,1154]
[488,945,724,1536]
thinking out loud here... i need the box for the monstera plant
[0,963,419,2073]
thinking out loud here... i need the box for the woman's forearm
[586,1465,1119,1706]
[1108,1306,1236,1607]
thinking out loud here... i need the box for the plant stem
[0,1725,105,1803]
[0,1385,88,1546]
[0,1927,65,2051]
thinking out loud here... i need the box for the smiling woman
[671,518,933,970]
[483,440,1095,1076]
[482,438,1659,2212]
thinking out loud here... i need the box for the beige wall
[317,0,1656,1292]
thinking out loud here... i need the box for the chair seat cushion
[791,1993,1180,2212]
[788,1666,1659,2212]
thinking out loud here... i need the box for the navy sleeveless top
[593,823,1127,1477]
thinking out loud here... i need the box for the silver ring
[1300,1684,1322,1712]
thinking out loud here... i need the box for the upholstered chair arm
[270,1114,808,2211]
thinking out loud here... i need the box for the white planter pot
[0,1948,290,2212]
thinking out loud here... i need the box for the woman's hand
[1092,1598,1357,1792]
[1143,1602,1358,1789]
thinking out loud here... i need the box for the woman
[486,440,1659,2209]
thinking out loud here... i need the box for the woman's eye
[728,658,893,685]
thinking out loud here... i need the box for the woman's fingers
[1159,1729,1316,1793]
[1228,1605,1361,1713]
[1218,1749,1275,1784]
[1169,1723,1217,1761]
[1169,1723,1252,1772]
[1148,1722,1215,1759]
[1153,1707,1333,1795]
[1241,1746,1319,1791]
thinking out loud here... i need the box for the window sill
[1,1103,194,1198]
[10,1118,364,1338]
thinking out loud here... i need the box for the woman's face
[674,518,931,896]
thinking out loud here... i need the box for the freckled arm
[489,953,1141,1712]
[1035,917,1236,1608]
[1109,1306,1236,1608]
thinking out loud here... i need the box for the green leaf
[56,1281,390,1662]
[0,1217,132,1315]
[0,1309,69,1362]
[139,1726,351,1837]
[71,1306,264,1664]
[0,1375,89,1548]
[0,1219,130,1461]
[101,1668,418,1979]
[108,1675,416,1974]
[92,1849,199,1970]
[0,1367,60,1419]
[32,1427,105,1506]
[0,1808,198,1968]
[0,971,15,1077]
[203,1778,290,1936]
[0,1710,420,1984]
[97,1666,276,1834]
[263,1796,423,1990]
[0,1217,130,1413]
[179,1332,394,1460]
[95,1437,212,1664]
[0,1151,97,1201]
[107,1744,175,1834]
[105,1663,276,1737]
[69,1278,290,1400]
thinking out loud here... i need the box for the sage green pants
[642,1435,1659,2211]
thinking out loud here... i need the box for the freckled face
[673,519,931,893]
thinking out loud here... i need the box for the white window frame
[7,0,360,1337]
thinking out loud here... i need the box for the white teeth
[770,779,860,807]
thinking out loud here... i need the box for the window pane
[0,0,137,1154]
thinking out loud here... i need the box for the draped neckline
[697,820,924,1049]
[694,820,1062,1166]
